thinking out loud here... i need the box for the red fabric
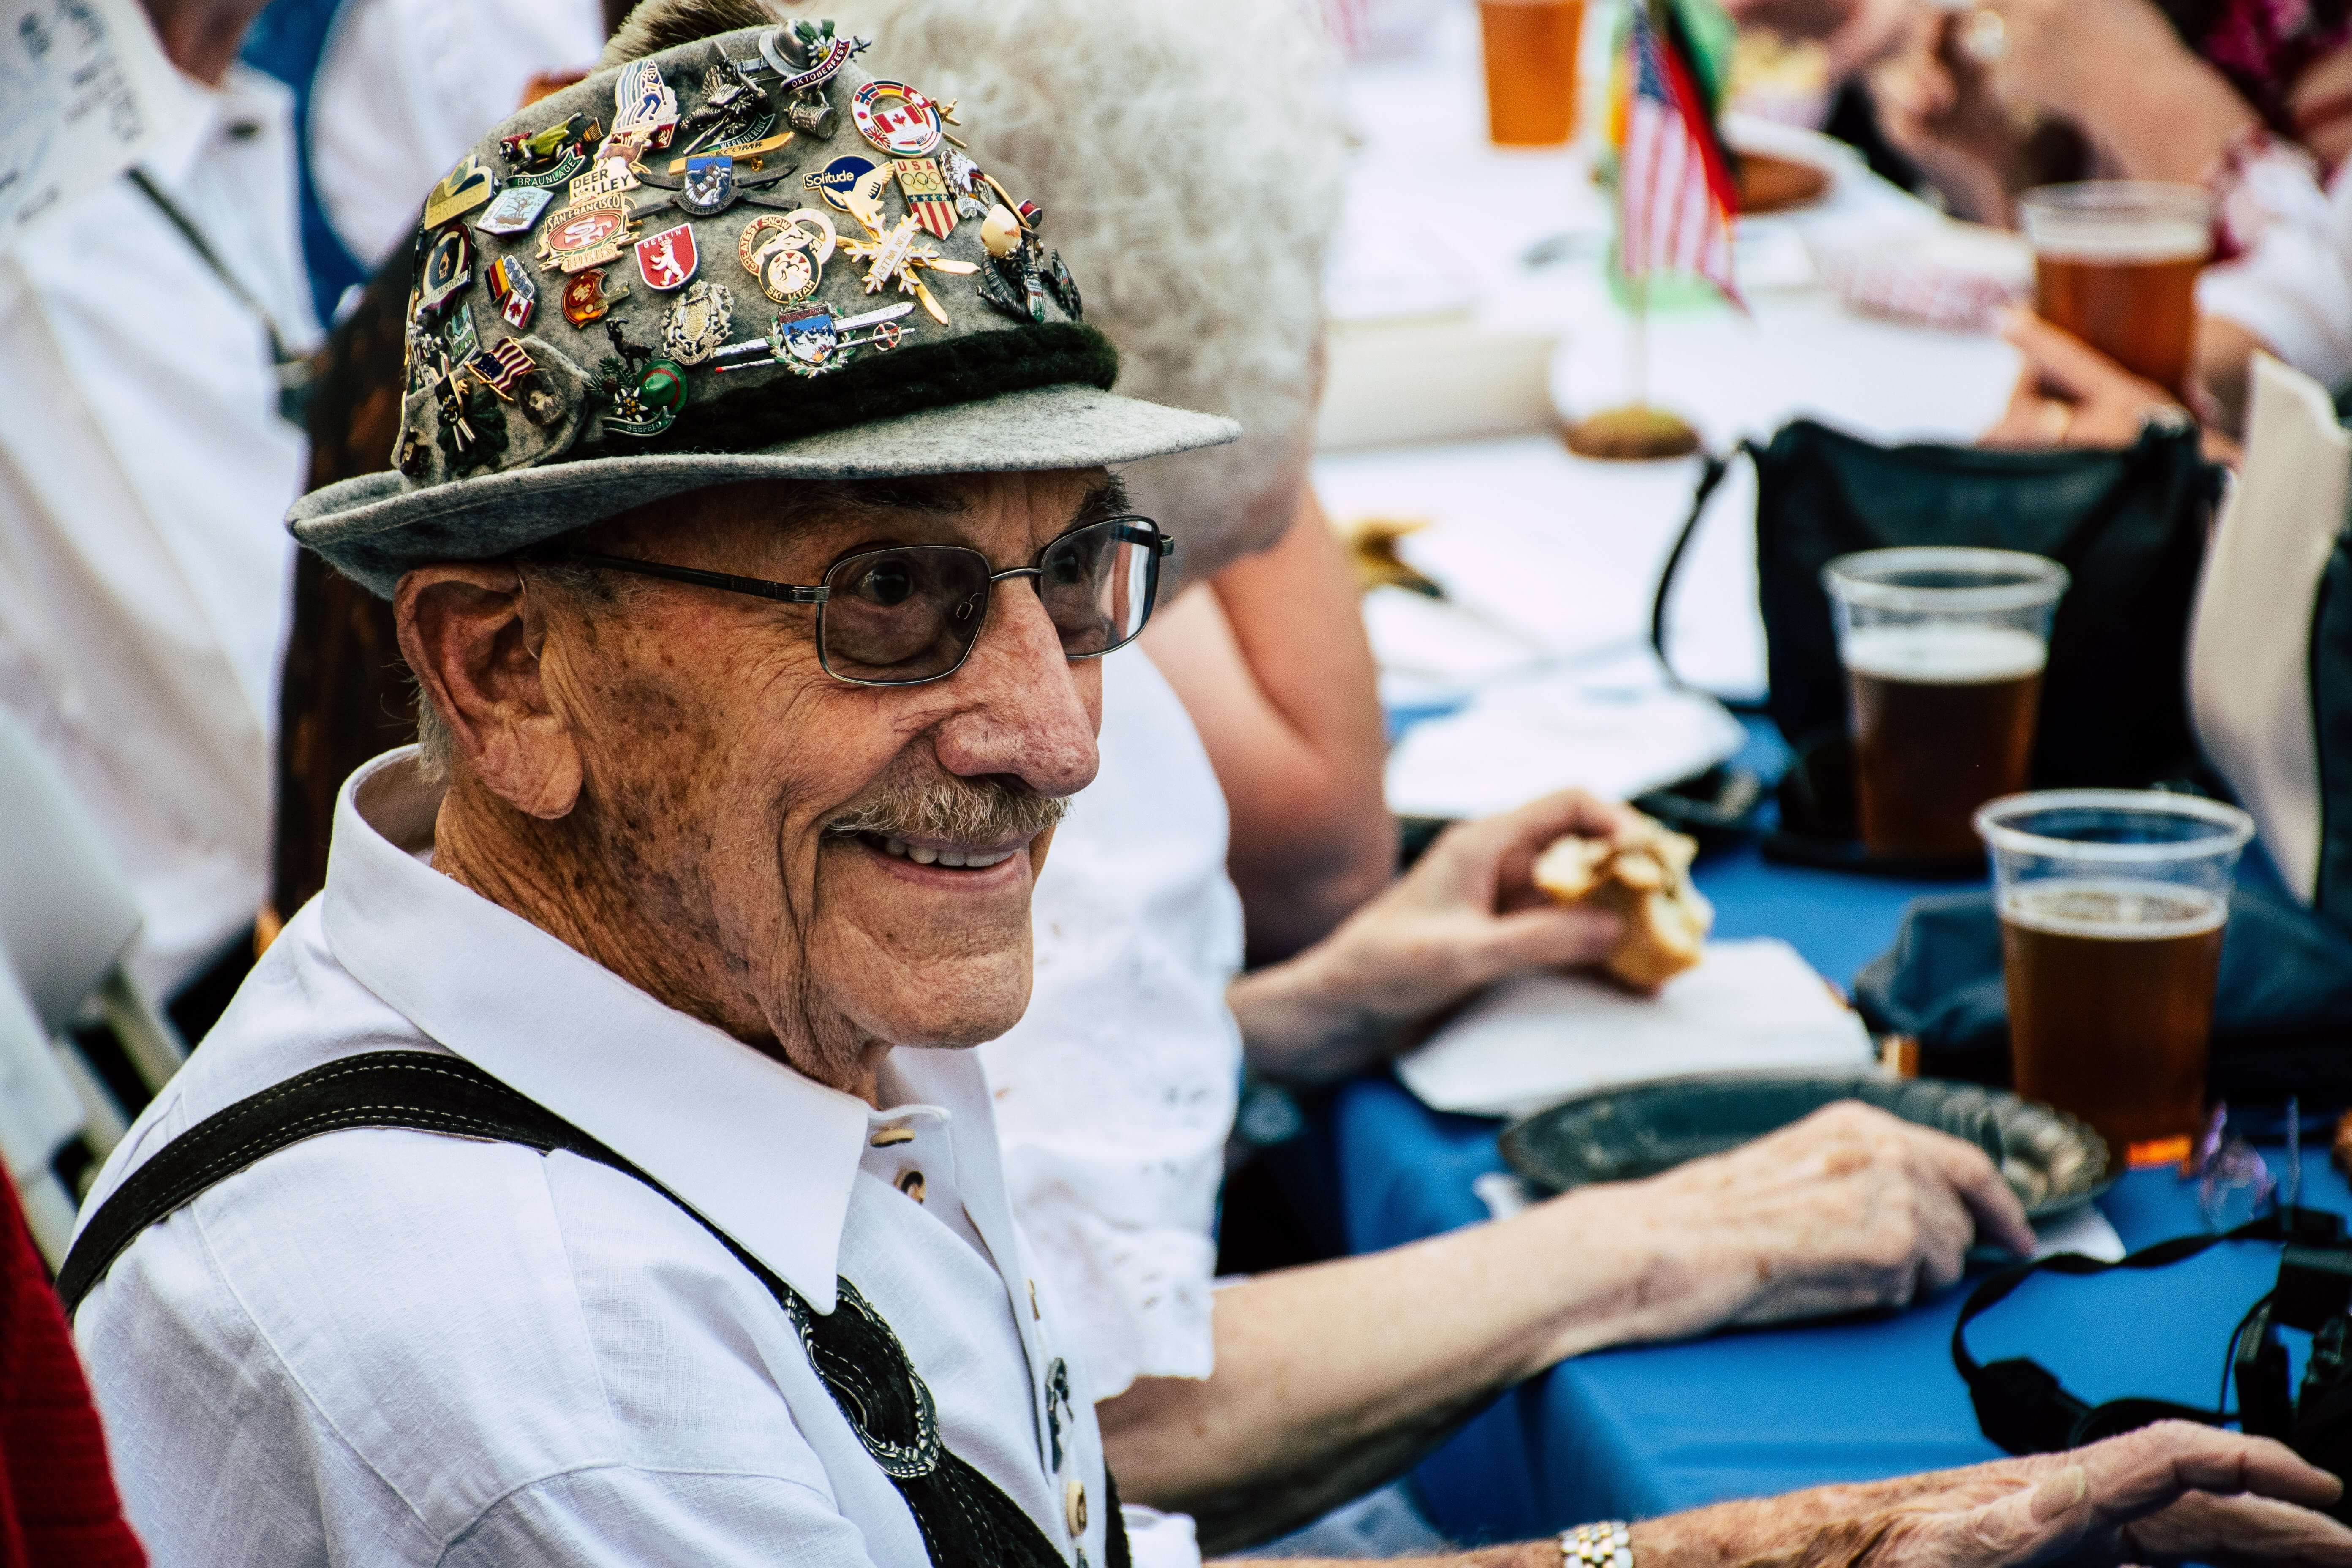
[0,1190,143,1568]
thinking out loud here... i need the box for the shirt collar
[137,62,294,189]
[321,749,873,1311]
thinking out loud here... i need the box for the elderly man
[65,11,2352,1568]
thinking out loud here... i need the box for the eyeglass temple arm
[566,551,830,604]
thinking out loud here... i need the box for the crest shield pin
[662,279,735,365]
[679,155,737,216]
[634,223,700,291]
[890,157,957,239]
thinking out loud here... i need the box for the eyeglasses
[568,514,1173,687]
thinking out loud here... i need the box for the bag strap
[60,1051,1099,1568]
[1950,1209,2330,1454]
[1650,443,1747,687]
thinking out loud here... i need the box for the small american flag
[1615,2,1740,303]
[470,338,539,397]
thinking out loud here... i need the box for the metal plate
[1499,1073,2116,1220]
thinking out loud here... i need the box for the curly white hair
[607,0,1348,584]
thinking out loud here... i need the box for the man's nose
[931,576,1099,799]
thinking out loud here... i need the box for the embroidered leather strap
[60,1051,1111,1568]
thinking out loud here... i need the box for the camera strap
[1951,1209,2334,1454]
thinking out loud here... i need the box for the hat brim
[291,385,1241,598]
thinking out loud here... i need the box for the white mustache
[826,774,1068,846]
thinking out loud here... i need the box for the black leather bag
[1654,418,2225,867]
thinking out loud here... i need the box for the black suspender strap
[60,1051,1108,1568]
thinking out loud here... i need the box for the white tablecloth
[1317,5,2022,754]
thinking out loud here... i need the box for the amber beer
[1480,0,1584,147]
[2021,184,2211,399]
[1846,626,2044,858]
[2000,880,2226,1155]
[1978,791,2251,1168]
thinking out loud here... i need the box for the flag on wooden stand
[1612,1,1741,305]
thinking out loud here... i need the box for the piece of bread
[1532,814,1713,991]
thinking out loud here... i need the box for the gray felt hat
[290,19,1239,598]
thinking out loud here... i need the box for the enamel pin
[561,266,628,326]
[476,185,553,237]
[499,114,597,189]
[534,195,634,274]
[634,223,700,291]
[891,157,956,239]
[851,80,944,157]
[806,153,877,212]
[676,57,777,156]
[679,155,736,215]
[710,300,909,374]
[594,319,688,437]
[443,301,479,363]
[422,154,498,228]
[662,279,734,365]
[488,255,537,329]
[416,223,474,317]
[738,209,834,302]
[605,59,678,158]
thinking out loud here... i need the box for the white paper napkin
[1383,663,1748,819]
[1396,938,1876,1120]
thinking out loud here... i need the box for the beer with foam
[2020,184,2210,399]
[2000,879,2225,1155]
[1824,549,2068,862]
[1977,792,2252,1167]
[1846,624,2046,859]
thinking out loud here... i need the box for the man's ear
[395,564,583,819]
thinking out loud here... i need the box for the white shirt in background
[980,651,1246,1398]
[309,0,607,272]
[74,749,1195,1568]
[0,62,317,997]
[2204,153,2352,395]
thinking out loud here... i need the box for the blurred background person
[1870,0,2352,228]
[240,0,611,327]
[0,0,319,1035]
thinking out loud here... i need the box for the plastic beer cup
[2018,182,2211,399]
[1976,790,2254,1165]
[1824,548,2068,859]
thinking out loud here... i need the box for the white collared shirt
[73,749,1191,1568]
[308,0,607,272]
[0,59,317,994]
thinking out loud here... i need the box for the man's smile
[842,830,1031,884]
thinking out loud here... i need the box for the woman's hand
[1228,789,1639,1084]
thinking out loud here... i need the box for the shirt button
[1064,1477,1086,1535]
[1028,1279,1040,1320]
[896,1170,926,1203]
[871,1126,914,1147]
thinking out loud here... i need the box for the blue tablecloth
[1326,827,2351,1543]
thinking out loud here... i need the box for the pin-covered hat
[289,19,1239,597]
